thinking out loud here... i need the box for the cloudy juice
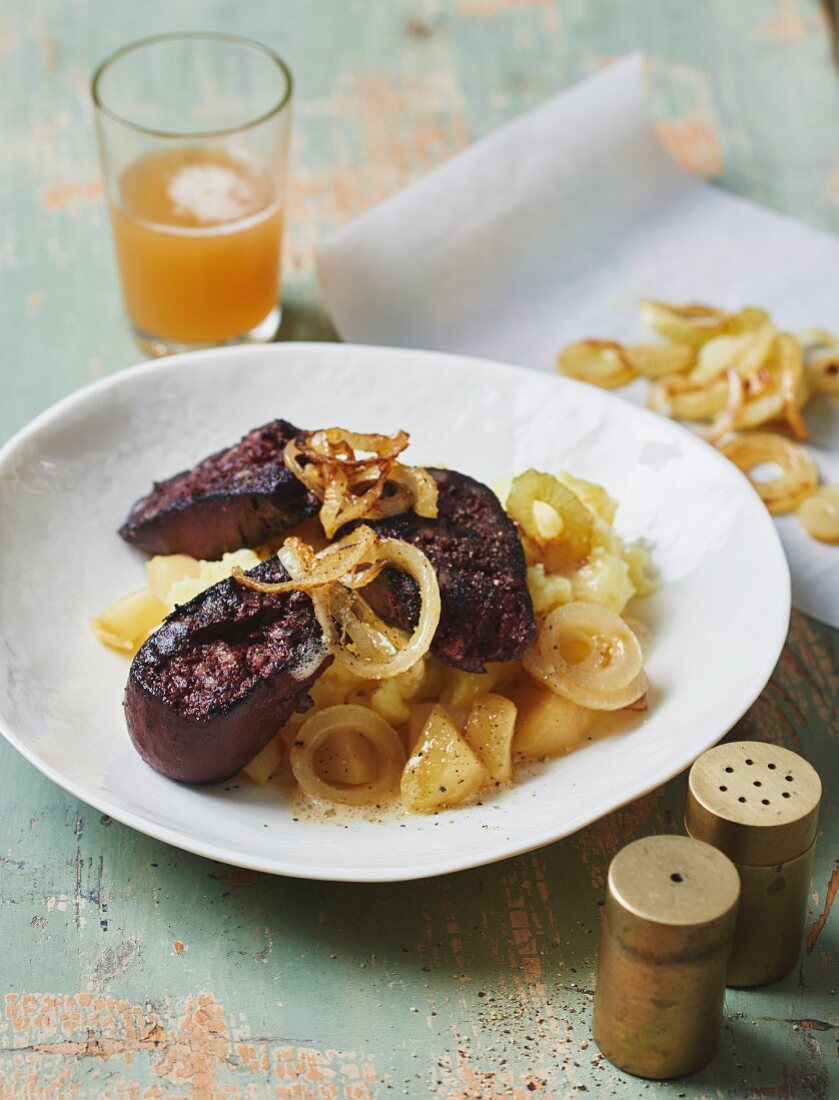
[110,146,283,344]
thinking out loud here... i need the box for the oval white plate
[0,343,789,881]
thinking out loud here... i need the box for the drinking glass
[92,33,292,357]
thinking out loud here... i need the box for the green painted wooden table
[2,2,837,1096]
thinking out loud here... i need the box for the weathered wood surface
[1,1,837,1096]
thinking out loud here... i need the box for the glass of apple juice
[92,33,292,357]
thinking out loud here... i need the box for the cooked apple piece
[242,736,287,785]
[401,705,486,812]
[90,588,167,654]
[464,692,516,784]
[507,680,598,759]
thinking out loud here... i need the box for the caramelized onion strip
[231,527,378,593]
[648,374,729,420]
[704,368,744,445]
[776,334,810,441]
[312,538,441,680]
[556,340,635,389]
[234,527,442,680]
[299,428,410,470]
[284,428,438,536]
[389,464,439,519]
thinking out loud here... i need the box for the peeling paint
[286,65,468,278]
[657,114,723,178]
[42,178,104,211]
[456,0,553,16]
[90,939,142,985]
[807,859,839,954]
[573,789,664,891]
[252,928,273,964]
[756,0,809,41]
[826,164,839,210]
[1,992,380,1096]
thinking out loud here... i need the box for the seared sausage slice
[125,559,331,784]
[365,469,536,673]
[119,419,318,560]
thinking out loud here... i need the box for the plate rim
[0,341,791,881]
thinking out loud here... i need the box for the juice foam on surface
[111,146,282,343]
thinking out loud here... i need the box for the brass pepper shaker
[592,834,740,1079]
[685,740,821,987]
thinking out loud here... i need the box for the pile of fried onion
[233,525,442,679]
[556,301,837,526]
[284,428,438,538]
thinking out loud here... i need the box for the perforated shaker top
[686,741,821,866]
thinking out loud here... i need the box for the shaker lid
[607,834,740,958]
[686,741,821,866]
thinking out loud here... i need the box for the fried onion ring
[506,470,593,571]
[648,374,729,420]
[639,299,730,346]
[291,705,405,805]
[798,485,839,543]
[523,645,648,712]
[234,527,442,680]
[311,537,442,680]
[556,341,635,389]
[807,350,839,397]
[720,432,819,514]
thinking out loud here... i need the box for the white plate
[0,343,789,881]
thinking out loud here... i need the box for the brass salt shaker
[592,834,740,1079]
[685,740,821,987]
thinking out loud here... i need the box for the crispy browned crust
[364,469,536,672]
[125,559,331,784]
[119,420,319,560]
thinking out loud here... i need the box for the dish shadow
[275,295,339,343]
[686,938,838,1096]
[115,790,622,1004]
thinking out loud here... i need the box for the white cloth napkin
[317,55,839,629]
